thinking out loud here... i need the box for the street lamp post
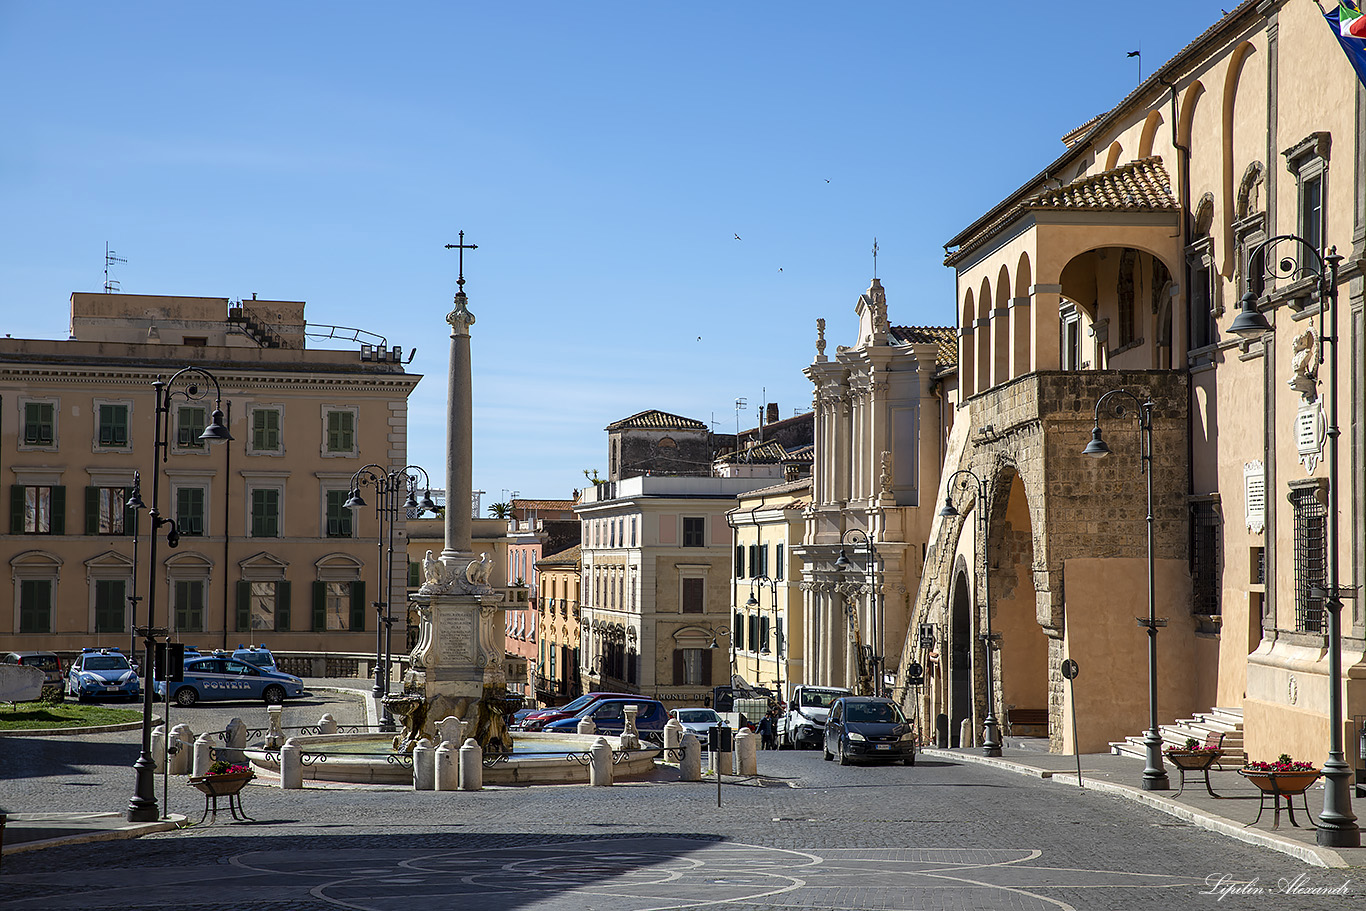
[1227,235,1359,848]
[125,472,146,661]
[834,529,883,697]
[127,368,231,823]
[745,574,782,701]
[345,464,436,728]
[1083,388,1169,791]
[937,468,1002,757]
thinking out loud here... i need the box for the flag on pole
[1326,2,1366,85]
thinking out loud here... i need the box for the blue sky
[0,1,1229,505]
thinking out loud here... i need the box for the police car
[231,644,277,673]
[153,654,304,706]
[66,648,140,701]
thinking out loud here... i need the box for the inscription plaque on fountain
[437,610,475,664]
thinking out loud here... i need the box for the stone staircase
[1109,706,1245,769]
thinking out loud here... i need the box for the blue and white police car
[153,654,305,706]
[231,643,278,673]
[66,648,140,701]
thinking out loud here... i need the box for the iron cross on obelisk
[444,231,478,292]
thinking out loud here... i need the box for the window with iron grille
[1290,486,1326,632]
[1190,502,1221,615]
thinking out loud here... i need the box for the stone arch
[1059,244,1182,368]
[1221,41,1257,275]
[993,264,1011,386]
[1193,192,1215,237]
[1137,109,1164,158]
[948,560,973,746]
[1236,160,1265,218]
[1012,253,1033,376]
[976,276,992,394]
[960,288,976,398]
[1104,140,1123,171]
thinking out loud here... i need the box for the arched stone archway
[987,468,1049,739]
[949,563,972,747]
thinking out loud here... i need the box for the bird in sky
[824,179,830,183]
[734,233,741,240]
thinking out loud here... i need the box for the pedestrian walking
[758,713,775,750]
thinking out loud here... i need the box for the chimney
[766,403,779,424]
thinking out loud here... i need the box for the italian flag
[1342,2,1366,39]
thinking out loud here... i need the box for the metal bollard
[679,733,702,781]
[735,728,757,776]
[663,718,683,752]
[589,737,613,786]
[458,738,483,791]
[412,738,435,791]
[280,737,303,789]
[318,712,338,735]
[435,740,458,791]
[192,733,215,778]
[577,717,596,735]
[959,717,973,749]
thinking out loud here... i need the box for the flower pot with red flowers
[1165,737,1223,772]
[189,761,255,797]
[1238,754,1321,795]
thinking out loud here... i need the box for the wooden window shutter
[673,649,684,685]
[236,581,252,632]
[701,650,713,685]
[350,580,366,631]
[86,486,101,535]
[10,485,25,534]
[277,581,291,631]
[312,582,327,631]
[50,486,65,535]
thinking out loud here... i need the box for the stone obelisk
[396,235,509,752]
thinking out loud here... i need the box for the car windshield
[677,710,718,723]
[846,702,903,724]
[83,656,130,671]
[800,691,841,709]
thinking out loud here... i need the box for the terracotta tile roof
[736,476,812,500]
[1027,157,1177,212]
[605,409,707,432]
[715,440,814,465]
[534,543,581,568]
[944,1,1258,266]
[891,325,957,367]
[511,498,576,511]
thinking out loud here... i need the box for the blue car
[231,644,277,673]
[542,698,667,740]
[67,648,140,701]
[153,655,304,706]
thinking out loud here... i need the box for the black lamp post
[1226,235,1358,848]
[745,574,782,701]
[938,468,1002,757]
[127,368,231,823]
[834,529,883,696]
[345,464,435,728]
[125,473,146,661]
[1083,387,1169,791]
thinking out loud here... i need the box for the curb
[924,749,1349,869]
[1,813,186,856]
[0,716,166,738]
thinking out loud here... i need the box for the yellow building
[534,543,582,706]
[2,292,419,667]
[905,0,1365,799]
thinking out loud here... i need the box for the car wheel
[823,742,832,761]
[174,686,198,707]
[262,685,286,705]
[838,741,851,766]
[904,756,915,766]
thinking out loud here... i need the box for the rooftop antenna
[871,237,879,280]
[104,242,127,293]
[734,397,747,447]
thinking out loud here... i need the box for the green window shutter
[312,582,326,631]
[277,581,291,631]
[350,580,366,631]
[672,649,685,686]
[86,487,101,535]
[236,581,252,632]
[407,561,420,587]
[50,486,65,535]
[112,405,128,446]
[701,651,713,686]
[10,486,24,534]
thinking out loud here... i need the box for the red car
[516,691,630,731]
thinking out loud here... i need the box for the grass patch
[0,701,143,730]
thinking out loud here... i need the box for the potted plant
[1238,753,1321,795]
[189,760,255,797]
[1165,736,1222,771]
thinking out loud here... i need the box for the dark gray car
[823,696,916,766]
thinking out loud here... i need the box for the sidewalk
[926,739,1364,868]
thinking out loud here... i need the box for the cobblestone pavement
[1,690,1360,910]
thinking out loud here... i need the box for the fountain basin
[245,732,661,785]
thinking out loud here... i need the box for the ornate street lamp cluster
[834,529,885,697]
[745,574,784,701]
[345,464,436,729]
[127,367,231,823]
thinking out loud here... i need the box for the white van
[777,685,851,749]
